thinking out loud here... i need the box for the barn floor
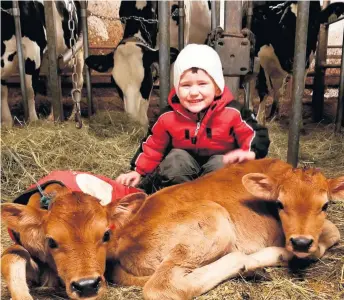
[1,84,344,300]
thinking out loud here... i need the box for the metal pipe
[312,0,330,122]
[244,0,253,109]
[215,0,220,29]
[211,0,217,30]
[320,63,341,69]
[80,0,94,117]
[246,0,253,29]
[89,45,116,49]
[158,1,170,111]
[335,29,344,133]
[44,1,64,122]
[12,0,28,121]
[178,1,184,50]
[224,1,242,98]
[58,35,83,67]
[287,1,310,167]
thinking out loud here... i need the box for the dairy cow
[85,1,211,126]
[243,1,344,124]
[1,0,84,127]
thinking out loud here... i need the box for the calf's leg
[187,247,293,298]
[1,82,13,127]
[313,219,340,259]
[1,244,40,300]
[143,246,292,300]
[108,262,150,287]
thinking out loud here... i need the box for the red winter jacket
[131,87,270,175]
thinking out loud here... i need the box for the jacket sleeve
[130,109,172,175]
[227,100,270,159]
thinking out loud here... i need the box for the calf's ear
[242,173,277,200]
[85,52,114,73]
[1,203,46,232]
[328,176,344,201]
[107,192,147,228]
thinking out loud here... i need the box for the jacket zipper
[176,110,206,151]
[195,121,201,136]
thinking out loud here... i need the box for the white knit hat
[173,44,225,95]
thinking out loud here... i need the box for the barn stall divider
[9,1,342,165]
[312,0,344,132]
[12,0,93,127]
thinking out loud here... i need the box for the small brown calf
[2,158,343,300]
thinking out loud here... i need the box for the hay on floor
[1,112,344,300]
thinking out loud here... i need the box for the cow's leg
[248,79,256,111]
[21,37,44,122]
[25,73,39,122]
[1,81,13,127]
[256,67,269,126]
[268,75,286,120]
[313,219,340,259]
[1,244,40,300]
[1,44,17,127]
[186,247,293,298]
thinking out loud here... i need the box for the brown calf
[2,158,343,300]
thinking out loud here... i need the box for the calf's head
[242,168,344,258]
[2,190,118,299]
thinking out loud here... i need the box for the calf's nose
[71,276,102,298]
[290,237,313,252]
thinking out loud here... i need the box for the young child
[116,44,270,193]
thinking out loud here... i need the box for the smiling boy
[116,44,270,192]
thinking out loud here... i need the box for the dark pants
[138,149,224,194]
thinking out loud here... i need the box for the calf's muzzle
[290,237,314,252]
[71,276,102,298]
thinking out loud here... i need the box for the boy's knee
[159,149,200,179]
[201,155,224,175]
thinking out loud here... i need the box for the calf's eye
[102,230,111,243]
[47,238,58,249]
[322,202,329,212]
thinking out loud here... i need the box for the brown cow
[2,158,343,300]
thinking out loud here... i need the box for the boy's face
[178,68,219,113]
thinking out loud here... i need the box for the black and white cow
[1,0,84,127]
[244,1,344,124]
[86,1,211,126]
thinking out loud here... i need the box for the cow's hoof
[47,114,54,122]
[29,114,39,122]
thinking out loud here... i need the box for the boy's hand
[223,149,256,164]
[116,171,142,187]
